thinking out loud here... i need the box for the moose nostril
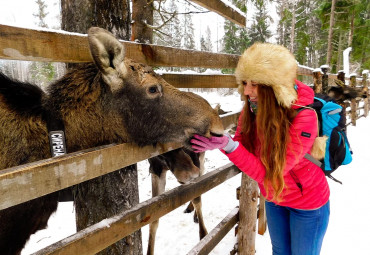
[210,132,223,137]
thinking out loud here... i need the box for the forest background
[0,0,368,89]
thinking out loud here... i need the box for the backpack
[298,94,353,184]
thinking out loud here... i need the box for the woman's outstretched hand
[190,134,239,153]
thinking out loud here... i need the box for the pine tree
[222,0,249,54]
[182,5,196,50]
[352,0,369,70]
[221,0,249,74]
[276,1,292,48]
[248,0,272,44]
[316,0,368,72]
[203,26,213,52]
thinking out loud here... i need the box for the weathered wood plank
[297,65,313,76]
[32,164,241,255]
[0,113,240,210]
[221,111,241,130]
[0,24,239,68]
[350,75,357,126]
[160,73,237,88]
[189,0,246,27]
[0,142,181,211]
[161,67,315,89]
[187,207,239,255]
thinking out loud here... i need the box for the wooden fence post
[320,65,329,94]
[257,195,267,235]
[350,73,357,126]
[237,174,259,255]
[337,70,345,84]
[313,68,323,93]
[336,70,348,116]
[363,70,369,117]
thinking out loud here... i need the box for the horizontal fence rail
[0,25,312,76]
[0,112,240,210]
[0,24,239,69]
[189,0,246,27]
[187,207,239,255]
[32,163,241,255]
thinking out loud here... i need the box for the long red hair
[240,85,296,201]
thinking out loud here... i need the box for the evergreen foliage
[248,0,272,44]
[222,0,250,55]
[275,0,368,73]
[316,0,369,72]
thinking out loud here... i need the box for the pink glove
[191,134,230,153]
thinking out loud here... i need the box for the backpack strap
[304,153,322,167]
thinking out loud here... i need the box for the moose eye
[148,86,158,94]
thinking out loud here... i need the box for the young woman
[191,43,330,255]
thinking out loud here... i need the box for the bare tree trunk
[131,0,154,43]
[336,31,343,71]
[61,0,130,38]
[290,1,296,53]
[326,0,336,65]
[61,1,142,255]
[348,10,354,47]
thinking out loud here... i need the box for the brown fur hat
[235,43,298,107]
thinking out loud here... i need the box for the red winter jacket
[225,80,330,210]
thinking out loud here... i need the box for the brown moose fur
[0,27,223,255]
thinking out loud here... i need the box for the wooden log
[257,195,267,235]
[350,74,357,126]
[188,0,246,27]
[237,174,259,255]
[320,65,329,94]
[161,68,313,89]
[297,66,314,76]
[313,69,322,93]
[32,163,241,255]
[362,71,369,117]
[0,142,180,210]
[337,70,345,84]
[187,207,239,255]
[0,24,239,68]
[160,73,237,88]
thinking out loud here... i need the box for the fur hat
[235,43,298,108]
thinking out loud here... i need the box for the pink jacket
[225,80,330,209]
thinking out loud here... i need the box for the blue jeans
[265,201,330,255]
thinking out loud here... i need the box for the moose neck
[46,64,129,152]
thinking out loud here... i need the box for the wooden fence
[0,2,369,254]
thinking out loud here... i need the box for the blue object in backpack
[301,94,353,183]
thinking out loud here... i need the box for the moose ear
[87,27,128,91]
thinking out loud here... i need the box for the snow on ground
[22,92,370,254]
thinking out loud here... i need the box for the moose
[0,27,224,255]
[328,79,368,103]
[147,149,207,255]
[146,106,231,255]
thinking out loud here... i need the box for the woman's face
[243,80,258,102]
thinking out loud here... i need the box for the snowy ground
[21,92,370,254]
